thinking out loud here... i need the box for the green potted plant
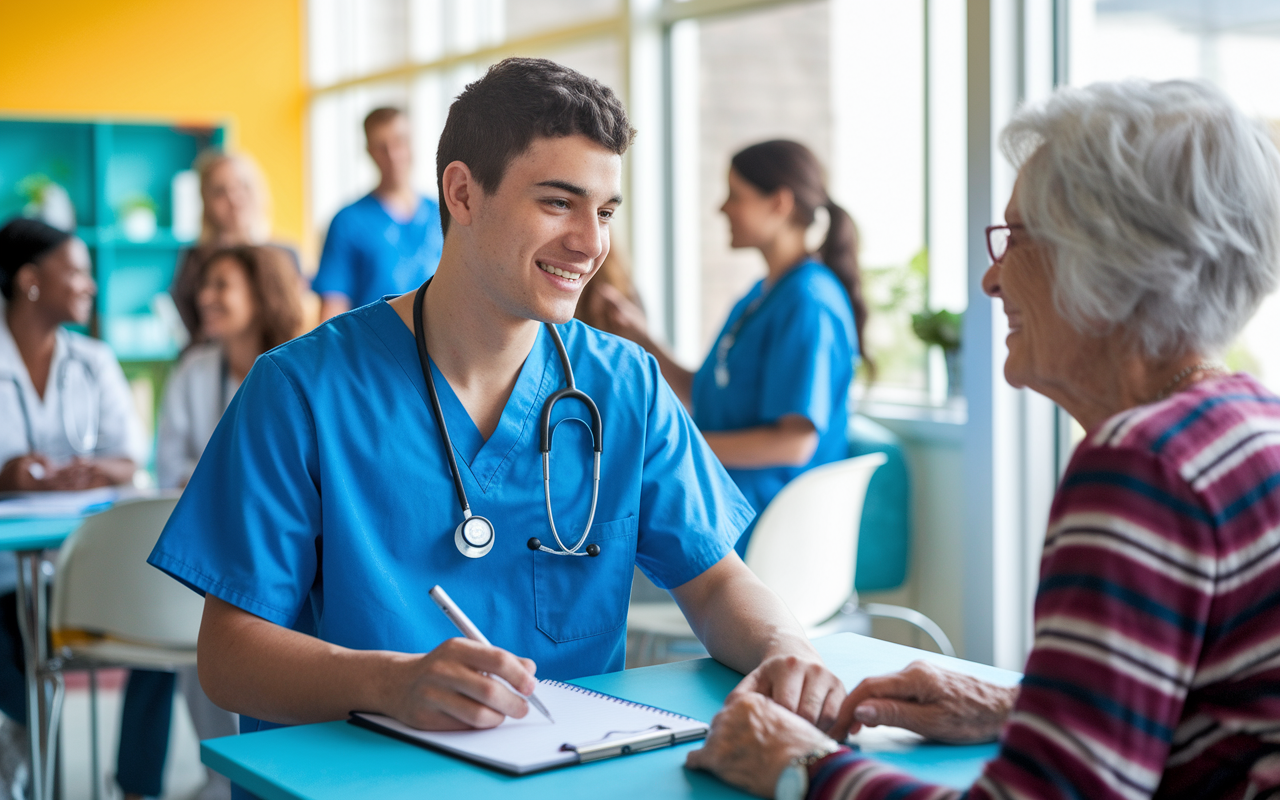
[911,308,963,396]
[18,173,76,231]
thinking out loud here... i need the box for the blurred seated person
[0,217,146,796]
[157,246,305,488]
[574,246,643,334]
[121,246,304,800]
[313,107,444,321]
[687,79,1280,800]
[170,150,301,345]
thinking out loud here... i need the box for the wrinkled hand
[733,653,845,732]
[830,660,1018,743]
[390,637,539,731]
[686,692,837,798]
[591,283,650,342]
[0,453,56,491]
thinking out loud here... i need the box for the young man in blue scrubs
[150,58,843,743]
[313,106,444,321]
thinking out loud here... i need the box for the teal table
[204,633,1021,799]
[0,513,90,800]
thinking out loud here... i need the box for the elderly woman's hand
[686,692,838,797]
[829,660,1018,743]
[733,653,846,732]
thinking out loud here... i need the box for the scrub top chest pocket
[533,516,637,643]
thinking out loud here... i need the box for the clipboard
[350,680,709,775]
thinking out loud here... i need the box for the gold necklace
[1154,361,1226,402]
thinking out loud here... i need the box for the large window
[306,0,963,410]
[1067,0,1280,393]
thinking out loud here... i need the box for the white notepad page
[353,680,709,774]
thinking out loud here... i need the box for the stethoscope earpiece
[526,537,602,557]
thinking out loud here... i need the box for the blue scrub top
[312,194,444,308]
[148,300,751,733]
[692,260,857,530]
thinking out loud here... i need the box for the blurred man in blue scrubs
[149,59,843,752]
[313,106,444,321]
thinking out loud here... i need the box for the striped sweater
[810,374,1280,800]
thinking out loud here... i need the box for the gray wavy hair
[1002,79,1280,358]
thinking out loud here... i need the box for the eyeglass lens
[988,226,1012,262]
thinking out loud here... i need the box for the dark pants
[116,670,175,797]
[0,591,26,725]
[1,591,175,796]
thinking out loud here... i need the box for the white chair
[627,453,955,664]
[43,494,204,800]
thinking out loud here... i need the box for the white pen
[429,585,554,723]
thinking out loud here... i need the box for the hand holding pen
[430,585,554,723]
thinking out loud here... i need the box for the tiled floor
[58,670,207,800]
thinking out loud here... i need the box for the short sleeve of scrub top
[148,302,751,706]
[691,260,857,519]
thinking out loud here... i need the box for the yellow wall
[0,0,307,256]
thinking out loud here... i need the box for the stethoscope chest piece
[455,515,496,558]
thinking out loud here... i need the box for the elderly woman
[687,79,1280,799]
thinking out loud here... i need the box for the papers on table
[352,679,709,775]
[0,488,120,519]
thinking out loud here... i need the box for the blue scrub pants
[0,592,174,796]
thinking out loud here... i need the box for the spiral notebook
[350,680,709,775]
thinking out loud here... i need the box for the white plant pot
[121,207,157,242]
[24,183,76,231]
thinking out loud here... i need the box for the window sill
[859,397,966,445]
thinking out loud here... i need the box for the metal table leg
[14,550,51,800]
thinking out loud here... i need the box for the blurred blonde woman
[169,151,302,345]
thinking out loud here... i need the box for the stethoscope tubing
[413,285,476,519]
[7,340,100,457]
[413,282,604,557]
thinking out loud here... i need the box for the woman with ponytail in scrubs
[600,140,867,547]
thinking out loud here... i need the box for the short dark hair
[363,106,406,140]
[435,57,635,233]
[0,217,73,300]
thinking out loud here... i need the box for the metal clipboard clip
[560,725,704,763]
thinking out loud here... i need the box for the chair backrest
[848,414,911,592]
[743,453,886,628]
[50,495,204,649]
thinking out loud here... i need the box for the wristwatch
[775,739,842,800]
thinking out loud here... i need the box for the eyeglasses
[985,223,1025,263]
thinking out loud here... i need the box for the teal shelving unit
[0,117,225,362]
[1,118,226,469]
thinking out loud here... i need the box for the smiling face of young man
[451,133,623,327]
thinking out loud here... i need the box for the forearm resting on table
[671,554,816,675]
[702,415,818,469]
[198,595,404,725]
[90,457,137,486]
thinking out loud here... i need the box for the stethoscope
[6,340,100,457]
[714,263,808,388]
[412,282,605,560]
